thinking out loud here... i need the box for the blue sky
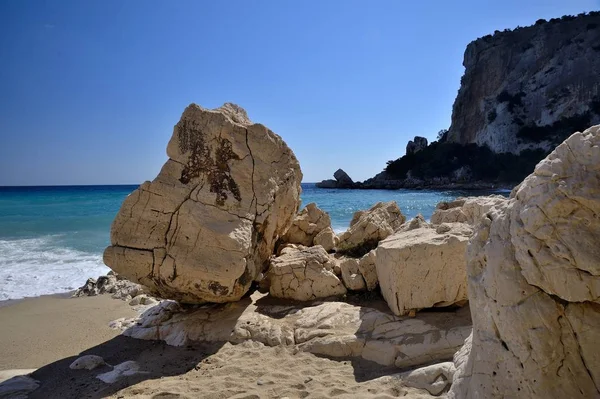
[0,0,597,185]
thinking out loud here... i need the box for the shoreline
[0,290,75,309]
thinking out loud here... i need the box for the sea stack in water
[449,125,600,398]
[104,103,302,303]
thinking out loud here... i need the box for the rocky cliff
[328,12,600,190]
[447,12,600,153]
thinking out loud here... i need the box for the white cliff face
[104,103,302,304]
[448,14,600,154]
[448,125,600,398]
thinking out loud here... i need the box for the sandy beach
[0,294,136,370]
[0,293,436,399]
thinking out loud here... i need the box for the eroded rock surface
[449,126,600,398]
[266,246,346,301]
[313,227,338,252]
[281,203,331,247]
[73,272,145,301]
[337,201,405,256]
[114,293,472,370]
[104,103,302,303]
[339,258,366,291]
[431,195,507,226]
[376,223,472,316]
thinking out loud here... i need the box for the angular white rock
[267,246,346,301]
[449,126,600,398]
[357,250,378,291]
[338,201,406,255]
[313,227,338,252]
[431,195,507,226]
[339,258,366,291]
[282,203,332,247]
[376,223,472,316]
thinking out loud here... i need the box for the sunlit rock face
[448,125,600,398]
[447,13,600,154]
[104,103,302,304]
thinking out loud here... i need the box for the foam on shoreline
[0,236,109,301]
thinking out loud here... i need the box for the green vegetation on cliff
[385,142,546,183]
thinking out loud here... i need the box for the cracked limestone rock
[337,201,406,256]
[73,271,145,301]
[431,195,507,226]
[313,227,338,252]
[339,258,366,291]
[267,245,346,301]
[357,250,378,291]
[376,223,472,316]
[104,103,302,304]
[281,203,332,247]
[115,293,471,370]
[448,125,600,398]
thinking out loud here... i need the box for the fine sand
[0,294,435,399]
[0,294,136,370]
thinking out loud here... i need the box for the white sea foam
[0,236,109,301]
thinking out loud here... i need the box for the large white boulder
[337,201,405,256]
[449,126,600,398]
[266,245,346,301]
[376,223,472,316]
[104,103,302,304]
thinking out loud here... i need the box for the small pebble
[257,379,264,386]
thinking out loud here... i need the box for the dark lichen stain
[208,281,229,296]
[177,118,242,206]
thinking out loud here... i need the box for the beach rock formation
[339,258,366,291]
[281,203,332,247]
[357,250,378,291]
[316,168,355,189]
[313,227,338,252]
[114,293,472,370]
[447,13,600,154]
[406,136,428,155]
[266,246,346,301]
[399,214,430,232]
[104,103,302,304]
[337,201,406,256]
[431,195,508,226]
[448,125,600,398]
[376,223,472,316]
[400,362,456,396]
[73,272,145,301]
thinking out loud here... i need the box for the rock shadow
[28,335,223,399]
[28,298,255,399]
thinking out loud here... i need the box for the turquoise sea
[0,184,507,300]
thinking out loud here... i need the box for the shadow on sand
[26,290,471,398]
[29,335,224,399]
